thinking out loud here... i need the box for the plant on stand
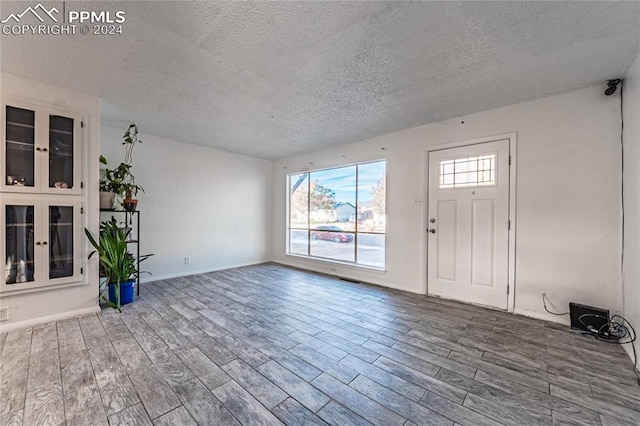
[119,124,144,211]
[99,156,119,210]
[85,218,153,311]
[98,124,145,211]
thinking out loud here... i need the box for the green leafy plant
[85,217,153,310]
[120,124,144,199]
[99,155,118,193]
[98,125,145,201]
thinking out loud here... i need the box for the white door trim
[423,132,517,312]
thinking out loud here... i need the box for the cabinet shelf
[50,255,73,262]
[7,121,34,129]
[100,209,139,213]
[50,129,73,135]
[49,152,73,158]
[6,139,35,148]
[5,259,35,265]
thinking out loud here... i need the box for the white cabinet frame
[1,196,84,294]
[2,98,83,195]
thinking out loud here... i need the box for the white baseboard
[622,340,639,368]
[140,260,269,284]
[513,308,570,326]
[272,260,423,294]
[0,305,100,333]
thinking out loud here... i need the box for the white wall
[272,85,623,323]
[100,125,272,281]
[623,52,640,369]
[0,72,100,331]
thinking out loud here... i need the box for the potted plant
[121,181,144,212]
[85,217,153,310]
[99,155,119,209]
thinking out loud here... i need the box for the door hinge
[80,207,84,214]
[80,181,84,189]
[508,220,511,230]
[509,155,512,166]
[507,286,510,295]
[81,121,84,128]
[81,267,83,274]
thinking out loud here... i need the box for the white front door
[427,139,510,310]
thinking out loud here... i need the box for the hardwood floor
[1,263,639,425]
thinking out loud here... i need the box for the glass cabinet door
[5,204,36,285]
[5,105,36,188]
[48,114,75,190]
[48,205,74,280]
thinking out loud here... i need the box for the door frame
[423,132,517,312]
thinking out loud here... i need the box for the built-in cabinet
[1,98,85,294]
[2,99,82,194]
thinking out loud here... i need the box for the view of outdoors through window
[288,160,386,268]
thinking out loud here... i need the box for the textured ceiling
[1,1,639,159]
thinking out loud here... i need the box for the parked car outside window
[310,225,354,243]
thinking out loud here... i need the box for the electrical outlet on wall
[0,307,9,322]
[414,198,424,207]
[184,257,191,265]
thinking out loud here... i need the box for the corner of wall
[622,51,640,370]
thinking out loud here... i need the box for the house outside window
[288,160,386,269]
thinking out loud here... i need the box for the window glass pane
[310,166,356,232]
[442,174,454,187]
[357,233,385,268]
[6,106,35,187]
[5,205,35,284]
[439,154,496,189]
[289,229,308,255]
[49,115,75,189]
[357,161,386,234]
[309,165,356,262]
[290,173,309,229]
[310,229,355,262]
[49,206,74,279]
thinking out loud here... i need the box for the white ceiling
[2,1,639,159]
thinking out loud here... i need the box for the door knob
[428,229,436,234]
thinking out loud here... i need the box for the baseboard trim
[622,342,639,368]
[141,260,269,284]
[0,305,101,333]
[272,260,423,295]
[513,308,570,326]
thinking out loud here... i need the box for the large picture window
[288,160,386,268]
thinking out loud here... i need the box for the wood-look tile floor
[2,264,640,426]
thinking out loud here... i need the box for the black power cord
[578,314,640,385]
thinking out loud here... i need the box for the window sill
[285,253,387,274]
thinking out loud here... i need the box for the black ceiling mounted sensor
[605,79,622,96]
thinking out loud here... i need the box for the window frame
[286,159,386,270]
[438,152,497,189]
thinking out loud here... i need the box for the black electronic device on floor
[569,302,610,333]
